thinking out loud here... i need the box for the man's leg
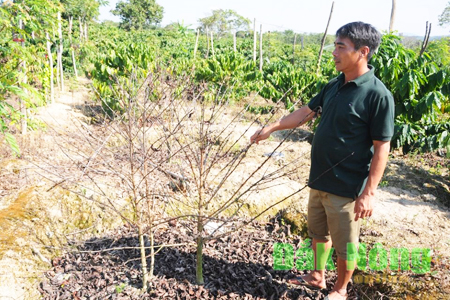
[289,189,330,289]
[297,237,331,289]
[327,256,353,299]
[325,192,360,300]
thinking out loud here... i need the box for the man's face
[332,36,362,73]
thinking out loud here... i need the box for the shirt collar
[338,65,376,87]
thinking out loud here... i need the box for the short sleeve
[369,93,395,141]
[308,85,326,111]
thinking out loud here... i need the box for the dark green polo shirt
[307,66,394,199]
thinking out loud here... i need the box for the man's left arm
[354,140,390,221]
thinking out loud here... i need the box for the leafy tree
[439,1,450,27]
[426,38,450,66]
[112,0,163,30]
[0,0,60,154]
[62,0,104,21]
[372,34,450,153]
[198,9,250,37]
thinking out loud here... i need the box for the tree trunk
[68,16,78,78]
[46,32,54,104]
[210,31,214,57]
[259,24,263,72]
[79,17,84,43]
[317,1,334,75]
[419,22,432,57]
[196,231,204,285]
[206,27,209,58]
[84,22,88,41]
[253,18,257,63]
[292,34,297,65]
[68,16,73,38]
[194,29,199,59]
[57,12,64,92]
[389,0,397,33]
[138,224,149,291]
[19,19,27,135]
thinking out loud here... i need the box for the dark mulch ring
[38,220,365,299]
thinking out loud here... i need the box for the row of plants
[1,0,449,155]
[84,25,450,155]
[372,34,450,153]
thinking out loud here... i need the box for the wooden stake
[194,29,199,58]
[317,1,334,75]
[419,21,432,57]
[210,31,215,57]
[253,18,257,62]
[68,16,78,78]
[19,19,27,135]
[57,12,64,92]
[79,17,83,43]
[292,33,297,64]
[206,26,210,58]
[46,32,54,104]
[259,24,263,71]
[389,0,397,33]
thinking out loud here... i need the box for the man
[250,22,394,300]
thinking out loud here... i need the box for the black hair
[336,22,381,61]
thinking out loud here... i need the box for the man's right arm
[250,105,314,144]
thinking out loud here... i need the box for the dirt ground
[0,79,449,299]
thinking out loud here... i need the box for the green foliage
[3,132,20,157]
[260,61,328,110]
[195,51,259,102]
[246,104,274,115]
[0,0,60,154]
[90,42,155,81]
[198,9,250,37]
[3,0,450,157]
[112,0,163,30]
[61,0,104,21]
[438,1,450,27]
[426,38,450,67]
[372,34,450,153]
[88,40,156,116]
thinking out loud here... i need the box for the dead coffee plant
[147,79,325,285]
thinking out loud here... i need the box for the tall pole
[419,21,432,57]
[79,16,83,43]
[253,18,257,62]
[46,32,54,104]
[210,31,215,57]
[206,26,210,58]
[19,19,27,134]
[292,33,297,65]
[57,11,64,92]
[259,24,263,71]
[68,16,78,78]
[389,0,397,33]
[317,1,334,75]
[194,29,200,58]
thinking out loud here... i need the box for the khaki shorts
[307,188,360,260]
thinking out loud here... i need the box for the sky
[99,0,450,37]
